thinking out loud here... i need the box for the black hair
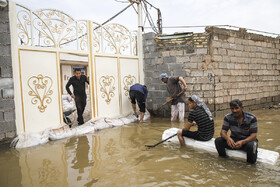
[230,99,243,107]
[74,68,82,72]
[188,97,194,102]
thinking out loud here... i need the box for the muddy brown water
[0,109,279,186]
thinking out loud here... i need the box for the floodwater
[0,109,279,187]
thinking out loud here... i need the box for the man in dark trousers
[129,83,148,123]
[215,99,258,164]
[66,69,89,125]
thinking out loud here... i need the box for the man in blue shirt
[215,99,258,164]
[129,84,148,123]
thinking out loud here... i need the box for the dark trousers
[214,137,258,164]
[129,90,146,113]
[75,95,87,125]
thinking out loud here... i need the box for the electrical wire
[142,0,158,33]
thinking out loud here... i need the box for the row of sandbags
[11,112,150,148]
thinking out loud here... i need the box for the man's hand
[71,94,75,99]
[234,140,244,149]
[226,136,236,149]
[134,112,138,118]
[166,97,173,103]
[183,86,187,92]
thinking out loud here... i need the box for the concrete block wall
[0,3,16,140]
[207,27,280,116]
[143,27,280,118]
[143,32,215,117]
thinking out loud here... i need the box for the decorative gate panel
[120,58,139,115]
[95,56,120,117]
[19,50,61,132]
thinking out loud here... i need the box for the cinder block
[229,44,236,50]
[0,33,11,44]
[145,39,156,46]
[161,51,170,57]
[190,56,203,63]
[173,70,186,77]
[0,45,11,56]
[0,99,14,110]
[0,121,16,133]
[2,88,14,99]
[0,55,12,66]
[212,55,222,62]
[0,78,13,89]
[0,66,13,78]
[212,41,222,48]
[184,63,198,69]
[169,64,182,70]
[5,131,16,138]
[0,22,10,33]
[177,56,190,63]
[190,71,203,77]
[170,50,184,56]
[202,84,213,90]
[196,48,208,55]
[163,56,176,63]
[143,32,156,40]
[0,111,3,121]
[218,48,227,55]
[157,64,169,71]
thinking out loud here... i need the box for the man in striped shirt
[215,99,258,164]
[177,95,214,146]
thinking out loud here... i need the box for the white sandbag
[104,118,125,127]
[11,111,151,149]
[75,122,96,135]
[120,114,138,124]
[49,125,75,141]
[12,130,50,148]
[162,128,279,165]
[90,118,112,131]
[141,110,151,121]
[62,95,75,112]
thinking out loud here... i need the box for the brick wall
[0,3,16,140]
[143,27,280,117]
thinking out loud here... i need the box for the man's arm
[86,76,89,84]
[234,133,257,149]
[183,121,193,131]
[179,76,187,92]
[220,129,235,149]
[65,78,72,95]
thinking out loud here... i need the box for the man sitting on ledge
[177,95,214,146]
[215,99,258,164]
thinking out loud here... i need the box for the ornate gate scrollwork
[28,74,53,112]
[99,75,115,104]
[123,75,136,96]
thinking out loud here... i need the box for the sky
[13,0,280,36]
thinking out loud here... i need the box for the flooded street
[0,109,279,186]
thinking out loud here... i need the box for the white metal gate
[9,2,142,134]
